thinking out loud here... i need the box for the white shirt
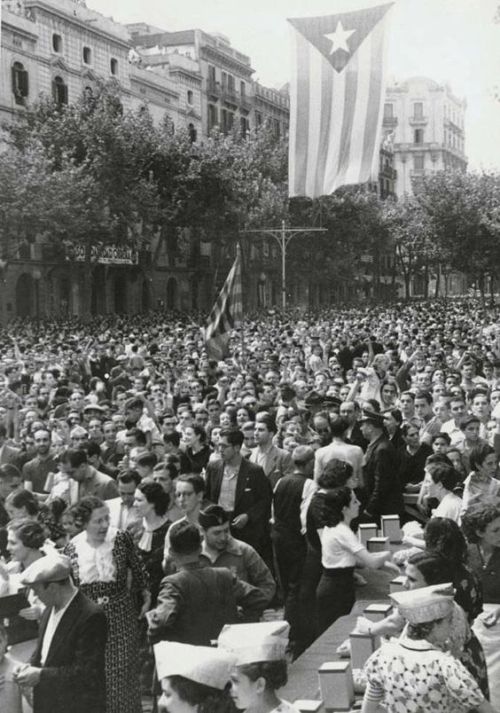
[72,528,118,584]
[432,492,463,524]
[314,440,363,481]
[40,590,78,665]
[321,521,364,569]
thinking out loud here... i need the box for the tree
[415,170,500,302]
[383,197,438,299]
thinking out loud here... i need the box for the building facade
[0,0,208,322]
[382,76,467,197]
[130,28,255,137]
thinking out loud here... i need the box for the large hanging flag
[288,3,394,199]
[204,245,243,360]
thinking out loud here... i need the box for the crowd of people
[0,298,500,713]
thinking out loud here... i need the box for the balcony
[207,79,221,98]
[409,115,428,126]
[221,85,238,105]
[380,166,397,180]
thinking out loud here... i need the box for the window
[11,61,29,105]
[413,154,424,170]
[187,90,193,105]
[227,74,235,94]
[82,46,92,65]
[413,102,423,119]
[273,118,280,138]
[240,116,249,137]
[221,71,227,90]
[208,103,218,131]
[240,81,245,97]
[414,128,424,144]
[255,111,262,126]
[221,109,234,133]
[110,58,118,75]
[52,33,62,53]
[383,103,393,119]
[52,75,68,105]
[188,123,197,143]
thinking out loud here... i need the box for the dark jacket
[345,423,369,452]
[148,562,268,645]
[205,458,272,555]
[361,435,404,522]
[31,590,107,713]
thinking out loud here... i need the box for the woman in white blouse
[316,486,397,635]
[64,496,150,713]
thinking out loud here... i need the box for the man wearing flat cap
[14,554,107,713]
[198,505,276,609]
[358,408,404,524]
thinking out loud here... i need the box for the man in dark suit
[359,409,404,525]
[15,554,107,713]
[340,401,369,451]
[205,427,272,559]
[148,521,267,645]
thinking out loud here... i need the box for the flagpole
[241,225,326,309]
[238,242,245,363]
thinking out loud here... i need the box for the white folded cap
[218,621,289,665]
[154,642,236,690]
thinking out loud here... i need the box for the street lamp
[241,220,327,309]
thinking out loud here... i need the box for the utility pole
[241,221,326,309]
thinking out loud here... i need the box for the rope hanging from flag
[204,245,243,360]
[288,3,394,199]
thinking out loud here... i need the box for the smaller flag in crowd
[204,245,243,360]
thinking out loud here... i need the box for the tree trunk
[424,264,430,298]
[404,273,411,300]
[434,263,441,299]
[478,274,485,305]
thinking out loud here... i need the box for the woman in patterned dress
[362,584,496,713]
[65,495,150,713]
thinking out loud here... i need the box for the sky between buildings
[89,0,500,172]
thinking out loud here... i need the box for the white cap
[390,583,455,624]
[154,642,236,690]
[218,621,289,665]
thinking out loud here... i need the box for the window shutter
[19,69,29,98]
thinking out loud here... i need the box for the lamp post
[241,221,327,309]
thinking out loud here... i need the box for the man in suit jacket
[15,554,107,713]
[359,409,404,524]
[205,428,272,559]
[107,471,142,531]
[148,521,267,645]
[250,412,294,488]
[62,448,118,503]
[340,401,369,452]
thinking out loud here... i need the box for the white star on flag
[324,20,356,54]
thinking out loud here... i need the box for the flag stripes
[288,4,393,199]
[204,246,242,360]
